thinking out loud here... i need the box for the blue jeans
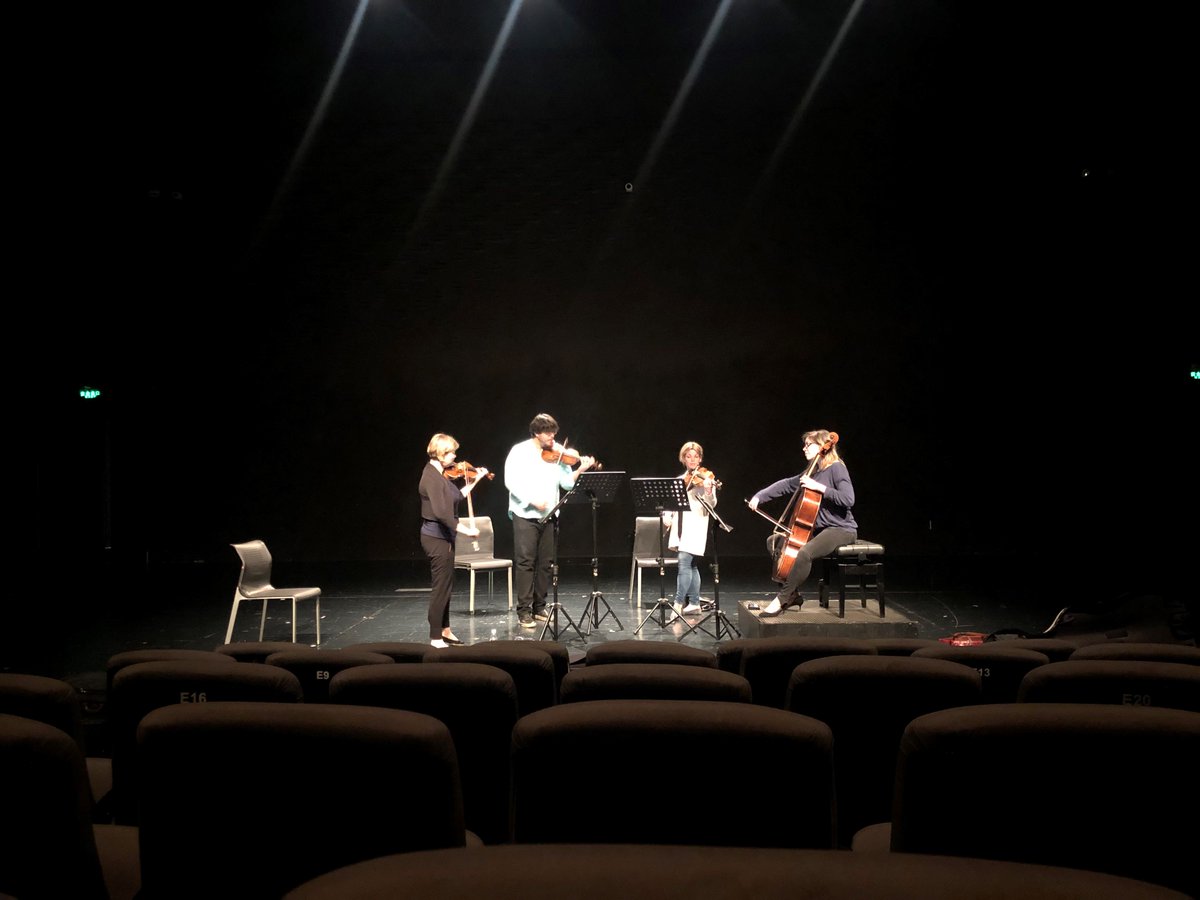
[675,551,701,605]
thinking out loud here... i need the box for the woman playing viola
[420,433,483,648]
[747,429,856,616]
[663,441,717,617]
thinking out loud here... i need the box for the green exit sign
[79,387,102,400]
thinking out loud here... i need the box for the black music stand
[536,490,586,643]
[568,470,626,635]
[676,493,740,642]
[630,476,692,634]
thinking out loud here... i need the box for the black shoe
[519,611,537,628]
[534,608,550,622]
[442,633,463,645]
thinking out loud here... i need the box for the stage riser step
[737,601,917,640]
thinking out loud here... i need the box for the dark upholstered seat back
[512,700,835,848]
[889,703,1200,897]
[912,644,1051,703]
[282,844,1189,900]
[329,662,519,844]
[108,660,303,823]
[741,637,879,709]
[0,713,110,900]
[136,702,466,898]
[264,649,394,702]
[431,644,557,716]
[1017,659,1200,712]
[786,655,983,844]
[585,639,716,668]
[560,663,751,704]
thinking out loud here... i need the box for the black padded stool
[818,541,885,619]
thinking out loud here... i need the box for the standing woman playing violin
[420,433,483,648]
[664,441,718,617]
[504,413,596,628]
[747,429,856,616]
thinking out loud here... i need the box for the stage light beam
[410,0,525,235]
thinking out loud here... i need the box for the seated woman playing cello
[747,429,857,616]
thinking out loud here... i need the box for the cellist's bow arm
[744,498,790,536]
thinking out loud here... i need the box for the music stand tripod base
[629,476,692,635]
[678,603,740,642]
[570,470,627,636]
[675,486,740,642]
[532,493,587,643]
[538,602,584,642]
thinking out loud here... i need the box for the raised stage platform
[736,599,918,639]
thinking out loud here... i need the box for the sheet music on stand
[630,477,692,633]
[565,471,625,506]
[629,477,692,517]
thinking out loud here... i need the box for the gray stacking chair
[627,516,677,606]
[227,539,322,644]
[453,516,514,613]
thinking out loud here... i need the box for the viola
[684,467,722,489]
[442,462,494,481]
[541,443,602,470]
[442,461,491,552]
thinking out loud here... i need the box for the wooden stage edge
[736,599,917,639]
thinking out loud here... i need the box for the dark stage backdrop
[33,0,1193,590]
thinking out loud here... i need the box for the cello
[748,432,838,584]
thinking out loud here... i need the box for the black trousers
[512,514,554,614]
[779,527,857,603]
[421,533,455,639]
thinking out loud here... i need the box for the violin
[442,461,494,481]
[684,467,722,489]
[541,442,602,470]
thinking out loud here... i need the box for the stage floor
[12,556,1071,689]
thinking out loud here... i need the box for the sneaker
[681,603,701,615]
[672,602,684,617]
[534,608,550,622]
[519,612,537,628]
